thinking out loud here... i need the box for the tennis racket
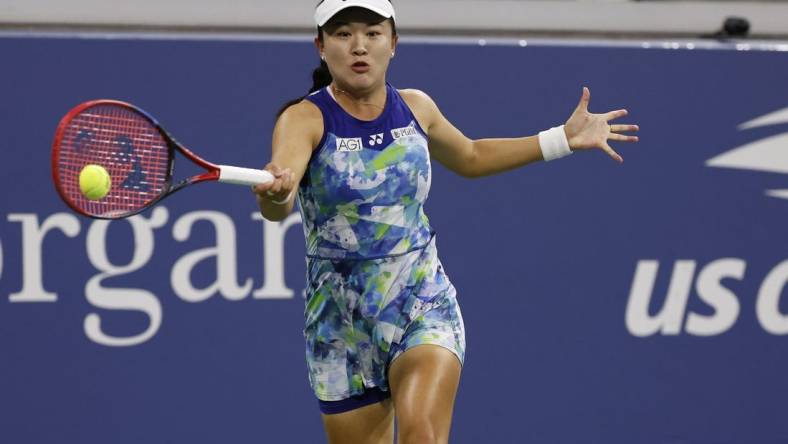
[52,100,273,219]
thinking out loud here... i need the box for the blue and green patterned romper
[299,83,465,407]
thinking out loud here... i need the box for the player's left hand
[564,87,639,163]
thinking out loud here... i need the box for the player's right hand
[252,162,295,205]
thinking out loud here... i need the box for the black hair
[275,59,333,118]
[276,1,397,118]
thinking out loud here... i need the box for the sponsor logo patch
[369,133,384,146]
[391,123,418,140]
[336,137,363,152]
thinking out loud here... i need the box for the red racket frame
[52,100,223,219]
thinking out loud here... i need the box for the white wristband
[538,125,572,161]
[268,190,294,205]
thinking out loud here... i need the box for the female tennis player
[253,1,639,443]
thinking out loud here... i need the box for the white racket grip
[217,165,274,186]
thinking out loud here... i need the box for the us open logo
[336,137,363,152]
[706,106,788,200]
[625,105,788,338]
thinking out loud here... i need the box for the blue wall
[1,35,787,443]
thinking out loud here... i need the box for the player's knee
[398,428,438,444]
[397,419,444,444]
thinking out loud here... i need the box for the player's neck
[330,82,387,120]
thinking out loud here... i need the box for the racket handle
[217,165,274,186]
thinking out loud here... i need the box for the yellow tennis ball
[79,164,112,200]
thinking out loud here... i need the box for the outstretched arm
[401,88,639,178]
[252,101,322,221]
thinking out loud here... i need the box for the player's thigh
[389,344,462,444]
[321,398,395,444]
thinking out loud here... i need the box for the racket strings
[56,104,171,217]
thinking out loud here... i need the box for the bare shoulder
[398,88,438,112]
[398,88,439,132]
[279,99,323,126]
[276,99,324,148]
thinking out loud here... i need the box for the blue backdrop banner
[1,34,787,444]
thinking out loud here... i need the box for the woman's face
[317,9,397,92]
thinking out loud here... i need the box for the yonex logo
[369,133,384,146]
[336,137,363,152]
[706,106,788,200]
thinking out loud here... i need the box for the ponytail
[276,59,332,118]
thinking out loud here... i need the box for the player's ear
[390,34,398,57]
[314,37,324,58]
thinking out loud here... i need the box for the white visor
[314,0,396,27]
